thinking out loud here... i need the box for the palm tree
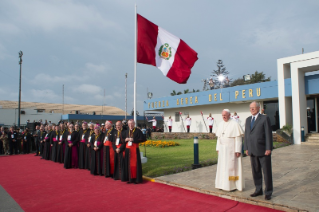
[184,89,190,94]
[170,90,177,96]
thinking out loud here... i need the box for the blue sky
[0,0,318,113]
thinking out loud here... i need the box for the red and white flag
[137,14,198,84]
[200,111,203,116]
[179,112,182,115]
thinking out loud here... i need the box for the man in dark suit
[244,101,273,200]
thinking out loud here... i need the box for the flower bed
[140,140,180,148]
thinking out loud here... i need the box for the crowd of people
[0,119,146,184]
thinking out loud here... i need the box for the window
[175,112,180,122]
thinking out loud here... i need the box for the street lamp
[218,75,224,88]
[18,50,23,128]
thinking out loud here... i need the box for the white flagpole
[134,4,137,124]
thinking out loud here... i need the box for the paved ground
[0,185,23,212]
[155,143,319,212]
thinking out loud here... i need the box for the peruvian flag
[137,14,198,84]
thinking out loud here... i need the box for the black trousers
[209,127,212,133]
[187,126,190,133]
[0,141,3,154]
[23,141,30,154]
[35,140,40,155]
[250,154,273,196]
[9,141,18,155]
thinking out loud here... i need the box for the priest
[214,109,245,191]
[113,121,126,181]
[43,125,53,160]
[51,125,60,162]
[78,122,90,169]
[64,124,79,169]
[57,122,66,163]
[90,125,103,176]
[103,121,116,178]
[85,123,95,171]
[123,119,146,184]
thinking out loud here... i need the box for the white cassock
[232,115,239,122]
[213,119,245,191]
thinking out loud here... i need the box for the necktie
[250,116,255,130]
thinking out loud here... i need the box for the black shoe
[127,182,131,184]
[34,155,38,156]
[265,195,271,200]
[250,191,263,197]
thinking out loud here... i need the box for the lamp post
[18,50,23,128]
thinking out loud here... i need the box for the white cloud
[29,89,60,103]
[33,73,85,84]
[85,63,109,73]
[76,84,102,94]
[0,22,20,35]
[7,0,118,32]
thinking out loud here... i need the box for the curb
[142,176,155,182]
[153,179,307,212]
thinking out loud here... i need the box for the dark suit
[244,113,273,196]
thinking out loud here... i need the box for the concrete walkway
[155,143,319,212]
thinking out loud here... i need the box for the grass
[141,139,291,178]
[141,139,217,178]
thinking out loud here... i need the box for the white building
[144,51,319,144]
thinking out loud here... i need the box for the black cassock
[51,131,60,162]
[64,131,79,169]
[103,129,116,177]
[90,133,103,176]
[23,132,32,154]
[85,130,94,171]
[39,131,46,157]
[123,128,146,184]
[78,129,90,169]
[56,130,67,163]
[113,129,126,181]
[43,130,53,160]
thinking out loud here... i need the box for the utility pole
[125,73,127,121]
[18,50,23,127]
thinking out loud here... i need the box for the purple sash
[68,140,78,168]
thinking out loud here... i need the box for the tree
[170,90,177,96]
[250,71,271,83]
[230,71,271,87]
[231,78,245,87]
[184,89,190,94]
[211,60,230,88]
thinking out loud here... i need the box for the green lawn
[141,139,218,178]
[141,139,290,178]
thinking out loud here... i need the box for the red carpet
[0,154,281,212]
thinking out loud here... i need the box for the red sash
[80,139,86,143]
[104,140,114,174]
[126,143,139,179]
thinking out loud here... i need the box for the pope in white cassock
[214,109,245,191]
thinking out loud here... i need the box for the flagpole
[133,4,137,124]
[201,112,209,132]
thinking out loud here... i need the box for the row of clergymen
[35,119,146,184]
